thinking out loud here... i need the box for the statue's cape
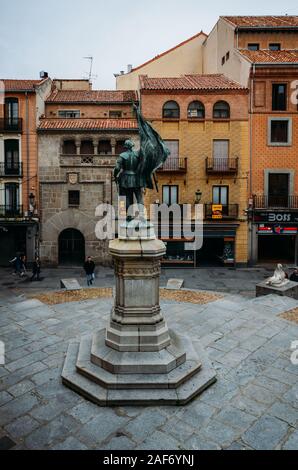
[135,107,170,189]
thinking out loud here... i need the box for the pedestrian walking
[83,256,95,286]
[20,255,27,277]
[31,256,41,281]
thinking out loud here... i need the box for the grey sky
[1,0,297,89]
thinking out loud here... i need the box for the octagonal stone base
[62,329,216,405]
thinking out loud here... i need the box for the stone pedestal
[256,279,298,300]
[62,236,216,405]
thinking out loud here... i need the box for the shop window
[213,101,230,119]
[162,101,180,119]
[68,190,80,207]
[272,84,287,111]
[269,118,291,145]
[187,101,205,118]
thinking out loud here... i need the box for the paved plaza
[0,267,298,450]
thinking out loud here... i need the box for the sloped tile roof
[46,90,138,103]
[139,74,246,91]
[239,49,298,63]
[38,118,138,131]
[222,16,298,28]
[1,79,46,92]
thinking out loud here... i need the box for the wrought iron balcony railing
[205,157,238,174]
[253,195,298,209]
[0,205,23,218]
[0,118,23,132]
[204,203,239,219]
[157,157,187,173]
[0,162,23,177]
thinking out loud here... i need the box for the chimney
[127,64,133,73]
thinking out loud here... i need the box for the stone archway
[58,228,85,265]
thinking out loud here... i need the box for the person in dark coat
[31,256,41,281]
[290,268,298,282]
[83,256,95,286]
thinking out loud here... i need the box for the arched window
[62,140,76,155]
[213,101,230,119]
[80,140,94,155]
[163,101,180,119]
[188,101,205,119]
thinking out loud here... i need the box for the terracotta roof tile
[139,74,246,91]
[38,118,138,131]
[239,49,298,64]
[46,90,138,103]
[1,79,46,92]
[130,31,207,73]
[222,16,298,28]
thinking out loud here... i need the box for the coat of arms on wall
[68,173,79,184]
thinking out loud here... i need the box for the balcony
[0,118,23,133]
[0,162,23,177]
[205,203,239,220]
[59,154,117,167]
[157,157,187,173]
[253,195,298,210]
[205,157,238,175]
[0,205,23,218]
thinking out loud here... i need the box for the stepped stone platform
[62,236,216,405]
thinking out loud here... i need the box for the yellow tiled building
[140,74,249,267]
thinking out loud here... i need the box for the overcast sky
[1,0,297,89]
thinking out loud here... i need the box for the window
[5,183,20,215]
[213,101,230,119]
[248,43,259,51]
[68,190,80,207]
[213,186,229,216]
[4,140,19,174]
[213,140,229,170]
[62,140,76,154]
[268,173,289,207]
[162,185,178,205]
[269,43,281,51]
[98,140,112,154]
[162,101,180,119]
[163,140,179,169]
[187,101,205,118]
[109,111,122,118]
[272,84,287,111]
[4,98,19,129]
[269,118,291,145]
[58,110,80,118]
[80,140,94,155]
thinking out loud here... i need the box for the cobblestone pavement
[0,284,298,450]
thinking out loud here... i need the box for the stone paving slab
[0,288,297,450]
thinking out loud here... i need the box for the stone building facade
[38,83,138,266]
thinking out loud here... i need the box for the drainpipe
[249,64,255,265]
[25,92,30,211]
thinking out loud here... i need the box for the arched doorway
[58,228,85,265]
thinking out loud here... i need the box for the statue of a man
[113,106,170,219]
[113,139,143,212]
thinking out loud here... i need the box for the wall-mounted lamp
[195,189,202,204]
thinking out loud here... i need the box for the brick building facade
[140,74,249,267]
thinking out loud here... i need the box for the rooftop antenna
[83,56,98,84]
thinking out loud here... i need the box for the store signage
[258,224,297,235]
[212,204,222,219]
[254,212,298,223]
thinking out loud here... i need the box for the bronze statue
[113,105,170,217]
